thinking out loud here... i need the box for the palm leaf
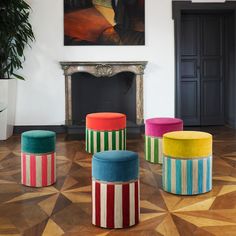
[0,0,35,80]
[0,108,6,113]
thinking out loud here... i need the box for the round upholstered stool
[86,112,126,154]
[145,118,183,164]
[92,150,139,229]
[162,131,212,195]
[21,130,56,187]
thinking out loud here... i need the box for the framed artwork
[64,0,145,45]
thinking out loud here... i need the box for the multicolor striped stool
[21,130,56,187]
[86,112,126,154]
[92,150,139,229]
[145,118,183,164]
[162,131,212,195]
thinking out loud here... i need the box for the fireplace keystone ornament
[60,61,147,139]
[95,64,113,77]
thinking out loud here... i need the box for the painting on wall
[64,0,145,45]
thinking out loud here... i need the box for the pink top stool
[145,118,183,164]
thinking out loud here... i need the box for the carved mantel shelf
[60,61,147,77]
[60,61,148,126]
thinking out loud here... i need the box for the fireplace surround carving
[60,61,148,127]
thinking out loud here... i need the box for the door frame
[172,1,236,127]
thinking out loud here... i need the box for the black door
[180,13,224,126]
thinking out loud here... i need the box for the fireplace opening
[71,71,136,126]
[60,61,147,139]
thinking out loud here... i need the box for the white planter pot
[0,79,17,140]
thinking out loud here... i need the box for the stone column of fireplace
[65,74,72,125]
[60,61,148,127]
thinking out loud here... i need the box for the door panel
[181,81,199,124]
[181,16,198,56]
[181,59,198,78]
[203,59,222,78]
[202,16,222,56]
[179,13,224,126]
[200,15,224,125]
[180,15,200,125]
[202,81,223,121]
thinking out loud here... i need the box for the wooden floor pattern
[1,127,236,235]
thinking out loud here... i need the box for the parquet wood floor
[0,127,236,235]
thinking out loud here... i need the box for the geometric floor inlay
[0,126,236,235]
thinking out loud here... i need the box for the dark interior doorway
[173,2,236,128]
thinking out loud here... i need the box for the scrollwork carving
[95,64,113,77]
[137,64,146,75]
[61,65,70,75]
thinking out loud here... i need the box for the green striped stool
[86,112,126,154]
[145,118,183,164]
[145,136,162,163]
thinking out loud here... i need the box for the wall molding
[14,126,66,134]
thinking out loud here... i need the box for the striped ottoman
[21,130,56,187]
[86,112,126,154]
[162,131,212,195]
[92,151,139,229]
[145,118,183,164]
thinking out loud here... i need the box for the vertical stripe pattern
[162,156,212,195]
[21,152,56,187]
[86,128,126,154]
[92,179,140,229]
[145,136,163,164]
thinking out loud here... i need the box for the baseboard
[225,118,236,129]
[13,124,145,138]
[13,125,66,134]
[66,124,145,140]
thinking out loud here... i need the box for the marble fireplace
[60,61,147,139]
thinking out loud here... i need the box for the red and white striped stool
[92,180,139,228]
[21,130,56,187]
[92,150,140,229]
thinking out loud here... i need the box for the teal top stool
[21,130,56,187]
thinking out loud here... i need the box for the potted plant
[0,0,34,140]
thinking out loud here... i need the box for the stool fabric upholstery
[92,151,139,182]
[145,118,183,164]
[86,113,126,154]
[92,150,140,229]
[86,112,126,131]
[163,131,212,158]
[22,130,56,154]
[21,130,56,187]
[162,131,212,195]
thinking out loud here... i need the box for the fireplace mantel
[60,61,148,128]
[60,61,147,77]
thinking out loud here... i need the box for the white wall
[15,0,175,125]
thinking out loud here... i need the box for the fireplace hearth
[60,61,147,139]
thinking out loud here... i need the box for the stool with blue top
[92,150,140,229]
[21,130,56,187]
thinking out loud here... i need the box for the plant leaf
[12,73,25,80]
[0,0,34,80]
